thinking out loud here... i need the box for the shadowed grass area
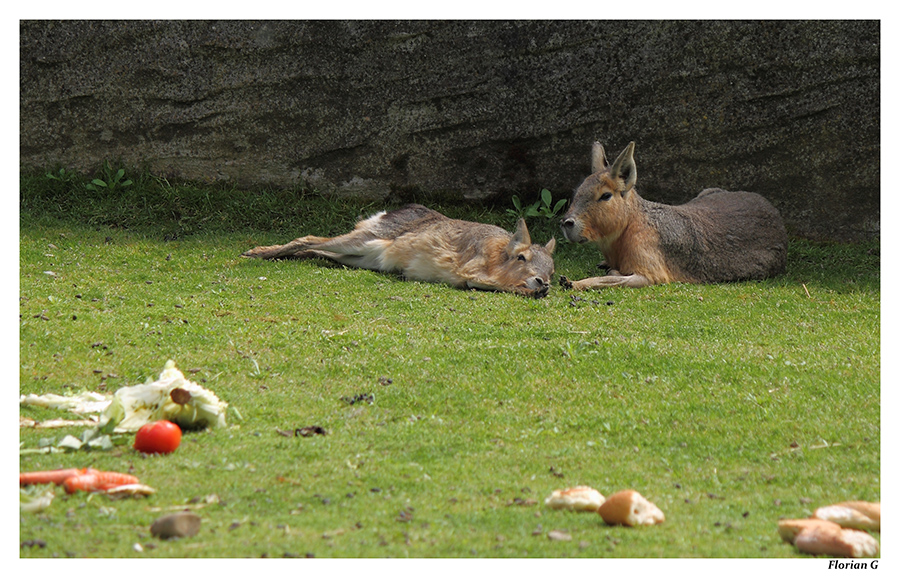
[19,169,879,558]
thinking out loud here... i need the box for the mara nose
[561,217,574,230]
[532,277,550,298]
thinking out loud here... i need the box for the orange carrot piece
[20,468,86,486]
[20,467,140,493]
[63,469,140,493]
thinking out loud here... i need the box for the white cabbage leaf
[101,360,228,432]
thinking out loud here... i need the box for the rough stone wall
[20,20,879,240]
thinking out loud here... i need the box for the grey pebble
[150,511,202,539]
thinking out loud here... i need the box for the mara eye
[599,192,613,202]
[517,254,526,262]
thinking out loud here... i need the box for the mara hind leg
[242,210,395,261]
[242,207,439,262]
[285,249,387,270]
[243,230,393,272]
[241,235,336,260]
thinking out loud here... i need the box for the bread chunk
[794,524,879,558]
[814,502,880,532]
[597,489,665,526]
[777,518,842,543]
[544,486,605,512]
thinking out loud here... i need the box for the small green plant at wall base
[45,167,76,184]
[85,161,133,192]
[507,188,568,220]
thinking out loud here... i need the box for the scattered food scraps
[19,391,112,414]
[104,484,156,498]
[20,486,55,513]
[20,468,86,487]
[545,486,606,512]
[101,360,228,432]
[20,467,147,494]
[19,416,99,429]
[813,501,880,532]
[170,387,192,405]
[778,518,842,544]
[794,524,879,558]
[778,500,880,558]
[597,490,666,526]
[55,428,115,451]
[63,470,141,493]
[20,361,231,434]
[133,420,182,454]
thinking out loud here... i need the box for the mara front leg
[465,276,550,298]
[559,271,653,290]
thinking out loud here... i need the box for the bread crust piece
[597,489,665,526]
[777,518,842,544]
[814,502,880,531]
[544,486,606,512]
[794,524,879,558]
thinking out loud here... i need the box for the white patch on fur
[346,239,393,270]
[395,252,465,286]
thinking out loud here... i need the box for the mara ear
[544,237,556,255]
[609,141,637,193]
[591,141,607,174]
[509,218,532,254]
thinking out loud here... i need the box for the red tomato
[134,420,182,454]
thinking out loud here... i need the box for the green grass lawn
[18,172,880,559]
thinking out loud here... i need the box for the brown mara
[243,204,557,298]
[559,141,788,289]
